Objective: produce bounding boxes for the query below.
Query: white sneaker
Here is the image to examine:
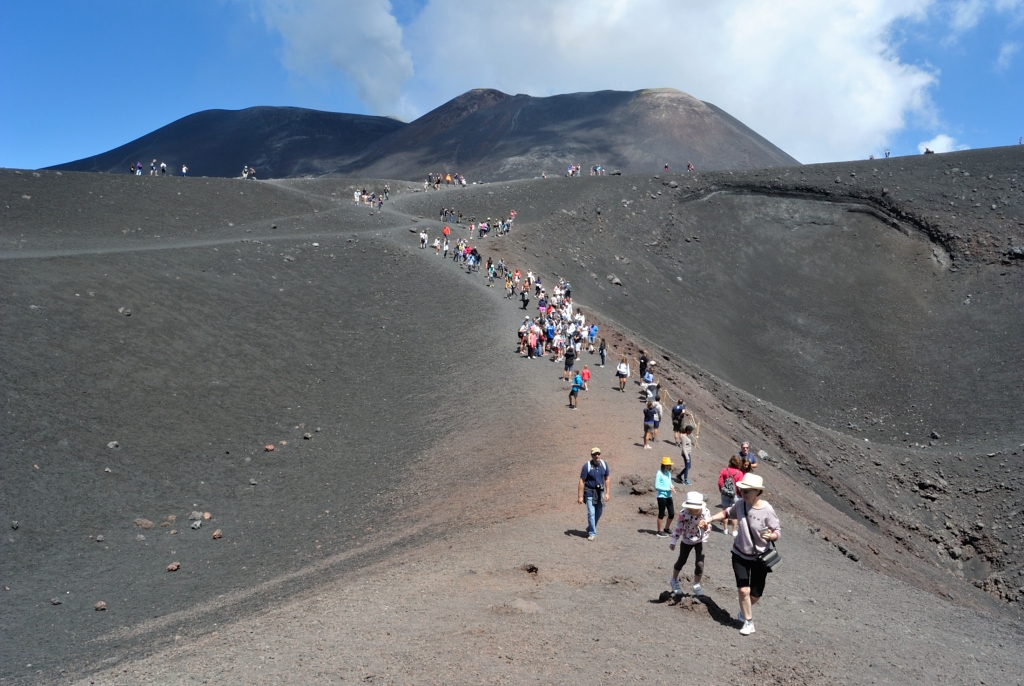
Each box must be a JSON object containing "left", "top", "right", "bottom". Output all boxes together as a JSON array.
[
  {"left": 670, "top": 578, "right": 682, "bottom": 595},
  {"left": 692, "top": 583, "right": 703, "bottom": 596},
  {"left": 732, "top": 530, "right": 739, "bottom": 537},
  {"left": 739, "top": 620, "right": 756, "bottom": 636}
]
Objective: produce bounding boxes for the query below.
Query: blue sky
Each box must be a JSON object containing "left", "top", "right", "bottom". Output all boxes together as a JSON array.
[{"left": 1, "top": 0, "right": 1020, "bottom": 169}]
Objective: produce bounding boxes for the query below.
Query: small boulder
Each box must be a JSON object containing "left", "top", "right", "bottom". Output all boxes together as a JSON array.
[
  {"left": 188, "top": 511, "right": 203, "bottom": 521},
  {"left": 107, "top": 441, "right": 120, "bottom": 449},
  {"left": 264, "top": 444, "right": 275, "bottom": 452},
  {"left": 134, "top": 518, "right": 154, "bottom": 530},
  {"left": 166, "top": 562, "right": 180, "bottom": 572},
  {"left": 303, "top": 433, "right": 312, "bottom": 440},
  {"left": 191, "top": 520, "right": 202, "bottom": 530},
  {"left": 50, "top": 597, "right": 62, "bottom": 605},
  {"left": 94, "top": 601, "right": 107, "bottom": 611},
  {"left": 212, "top": 529, "right": 223, "bottom": 540}
]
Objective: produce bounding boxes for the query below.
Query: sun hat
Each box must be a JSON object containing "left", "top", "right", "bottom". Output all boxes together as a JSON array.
[
  {"left": 591, "top": 447, "right": 601, "bottom": 455},
  {"left": 661, "top": 456, "right": 673, "bottom": 466},
  {"left": 736, "top": 473, "right": 764, "bottom": 491},
  {"left": 682, "top": 491, "right": 705, "bottom": 509}
]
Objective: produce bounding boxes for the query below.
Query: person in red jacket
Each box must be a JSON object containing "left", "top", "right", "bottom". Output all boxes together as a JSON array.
[{"left": 717, "top": 456, "right": 745, "bottom": 537}]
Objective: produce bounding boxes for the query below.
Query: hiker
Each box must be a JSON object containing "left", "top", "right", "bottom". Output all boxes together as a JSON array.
[
  {"left": 578, "top": 448, "right": 610, "bottom": 541},
  {"left": 669, "top": 491, "right": 711, "bottom": 596},
  {"left": 562, "top": 339, "right": 577, "bottom": 381},
  {"left": 718, "top": 456, "right": 745, "bottom": 536},
  {"left": 655, "top": 457, "right": 675, "bottom": 537},
  {"left": 737, "top": 442, "right": 758, "bottom": 470},
  {"left": 598, "top": 338, "right": 607, "bottom": 367},
  {"left": 638, "top": 350, "right": 650, "bottom": 377},
  {"left": 701, "top": 473, "right": 780, "bottom": 636},
  {"left": 181, "top": 165, "right": 188, "bottom": 177},
  {"left": 616, "top": 356, "right": 630, "bottom": 391},
  {"left": 643, "top": 401, "right": 657, "bottom": 449},
  {"left": 419, "top": 231, "right": 428, "bottom": 249},
  {"left": 160, "top": 161, "right": 167, "bottom": 175},
  {"left": 651, "top": 395, "right": 664, "bottom": 441},
  {"left": 672, "top": 399, "right": 688, "bottom": 445},
  {"left": 569, "top": 370, "right": 583, "bottom": 409},
  {"left": 677, "top": 425, "right": 695, "bottom": 485},
  {"left": 580, "top": 364, "right": 590, "bottom": 391}
]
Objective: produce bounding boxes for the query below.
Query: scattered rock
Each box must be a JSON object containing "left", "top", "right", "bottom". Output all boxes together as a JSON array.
[
  {"left": 930, "top": 430, "right": 941, "bottom": 439},
  {"left": 191, "top": 520, "right": 202, "bottom": 530},
  {"left": 107, "top": 441, "right": 119, "bottom": 449},
  {"left": 249, "top": 478, "right": 258, "bottom": 486},
  {"left": 607, "top": 275, "right": 623, "bottom": 286},
  {"left": 669, "top": 181, "right": 679, "bottom": 188},
  {"left": 638, "top": 502, "right": 658, "bottom": 516},
  {"left": 303, "top": 432, "right": 312, "bottom": 440},
  {"left": 94, "top": 601, "right": 107, "bottom": 611},
  {"left": 520, "top": 563, "right": 539, "bottom": 575},
  {"left": 264, "top": 444, "right": 275, "bottom": 452},
  {"left": 50, "top": 597, "right": 62, "bottom": 605},
  {"left": 134, "top": 518, "right": 154, "bottom": 530},
  {"left": 166, "top": 562, "right": 180, "bottom": 572},
  {"left": 117, "top": 307, "right": 131, "bottom": 316},
  {"left": 136, "top": 534, "right": 146, "bottom": 541},
  {"left": 104, "top": 467, "right": 112, "bottom": 473},
  {"left": 212, "top": 529, "right": 222, "bottom": 539},
  {"left": 188, "top": 511, "right": 203, "bottom": 521},
  {"left": 757, "top": 450, "right": 768, "bottom": 460},
  {"left": 10, "top": 521, "right": 18, "bottom": 530},
  {"left": 95, "top": 535, "right": 104, "bottom": 542},
  {"left": 202, "top": 512, "right": 211, "bottom": 520}
]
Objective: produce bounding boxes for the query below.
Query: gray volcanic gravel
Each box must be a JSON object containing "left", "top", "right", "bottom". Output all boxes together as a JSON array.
[{"left": 1, "top": 152, "right": 1022, "bottom": 684}]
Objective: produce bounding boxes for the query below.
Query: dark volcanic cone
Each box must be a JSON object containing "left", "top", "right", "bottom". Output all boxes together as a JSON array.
[
  {"left": 47, "top": 107, "right": 404, "bottom": 179},
  {"left": 336, "top": 88, "right": 799, "bottom": 180}
]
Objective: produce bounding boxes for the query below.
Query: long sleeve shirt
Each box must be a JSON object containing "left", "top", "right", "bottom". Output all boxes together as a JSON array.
[
  {"left": 654, "top": 470, "right": 673, "bottom": 498},
  {"left": 724, "top": 500, "right": 781, "bottom": 560},
  {"left": 669, "top": 505, "right": 711, "bottom": 546}
]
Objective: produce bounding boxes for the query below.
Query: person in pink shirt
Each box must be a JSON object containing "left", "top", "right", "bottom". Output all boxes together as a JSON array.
[{"left": 580, "top": 365, "right": 591, "bottom": 391}]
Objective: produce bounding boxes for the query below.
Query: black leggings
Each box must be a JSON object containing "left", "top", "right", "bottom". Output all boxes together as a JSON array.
[
  {"left": 657, "top": 497, "right": 674, "bottom": 522},
  {"left": 673, "top": 541, "right": 705, "bottom": 576},
  {"left": 731, "top": 552, "right": 769, "bottom": 598}
]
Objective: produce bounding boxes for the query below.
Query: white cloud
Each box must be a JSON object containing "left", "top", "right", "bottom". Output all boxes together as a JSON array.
[
  {"left": 254, "top": 0, "right": 950, "bottom": 162},
  {"left": 917, "top": 133, "right": 969, "bottom": 152},
  {"left": 996, "top": 41, "right": 1021, "bottom": 69},
  {"left": 399, "top": 0, "right": 938, "bottom": 163},
  {"left": 256, "top": 0, "right": 413, "bottom": 115},
  {"left": 949, "top": 0, "right": 986, "bottom": 32}
]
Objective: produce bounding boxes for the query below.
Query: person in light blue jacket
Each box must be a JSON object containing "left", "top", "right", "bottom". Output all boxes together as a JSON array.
[{"left": 655, "top": 456, "right": 676, "bottom": 537}]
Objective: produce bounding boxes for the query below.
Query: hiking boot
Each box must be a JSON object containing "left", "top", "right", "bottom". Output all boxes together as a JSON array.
[
  {"left": 692, "top": 583, "right": 703, "bottom": 596},
  {"left": 670, "top": 578, "right": 682, "bottom": 595},
  {"left": 740, "top": 620, "right": 756, "bottom": 636}
]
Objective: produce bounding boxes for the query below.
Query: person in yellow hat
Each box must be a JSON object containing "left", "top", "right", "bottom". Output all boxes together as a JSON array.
[{"left": 655, "top": 456, "right": 676, "bottom": 537}]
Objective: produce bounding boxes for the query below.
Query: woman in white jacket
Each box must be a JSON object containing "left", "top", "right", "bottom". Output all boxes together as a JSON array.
[{"left": 615, "top": 357, "right": 630, "bottom": 392}]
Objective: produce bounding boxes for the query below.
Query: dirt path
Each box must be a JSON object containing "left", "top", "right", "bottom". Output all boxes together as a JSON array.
[{"left": 66, "top": 224, "right": 1024, "bottom": 685}]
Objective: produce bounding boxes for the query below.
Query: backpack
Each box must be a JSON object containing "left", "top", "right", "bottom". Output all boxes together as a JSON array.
[{"left": 721, "top": 473, "right": 736, "bottom": 498}]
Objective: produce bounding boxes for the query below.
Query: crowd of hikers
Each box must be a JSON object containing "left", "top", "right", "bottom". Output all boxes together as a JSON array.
[
  {"left": 413, "top": 197, "right": 781, "bottom": 638},
  {"left": 129, "top": 160, "right": 187, "bottom": 176}
]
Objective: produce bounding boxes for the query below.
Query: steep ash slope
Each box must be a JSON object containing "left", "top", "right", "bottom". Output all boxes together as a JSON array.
[{"left": 392, "top": 146, "right": 1024, "bottom": 599}]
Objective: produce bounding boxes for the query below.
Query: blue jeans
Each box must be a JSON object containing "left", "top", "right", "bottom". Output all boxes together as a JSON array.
[{"left": 585, "top": 491, "right": 604, "bottom": 536}]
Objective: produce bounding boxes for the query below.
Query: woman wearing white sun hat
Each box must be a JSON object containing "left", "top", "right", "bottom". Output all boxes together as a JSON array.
[
  {"left": 701, "top": 473, "right": 780, "bottom": 636},
  {"left": 668, "top": 491, "right": 711, "bottom": 597}
]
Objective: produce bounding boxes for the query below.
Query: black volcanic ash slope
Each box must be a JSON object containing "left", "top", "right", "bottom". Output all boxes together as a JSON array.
[
  {"left": 336, "top": 88, "right": 800, "bottom": 181},
  {"left": 48, "top": 106, "right": 404, "bottom": 179}
]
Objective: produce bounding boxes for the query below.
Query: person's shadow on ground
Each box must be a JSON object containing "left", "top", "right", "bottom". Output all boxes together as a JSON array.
[
  {"left": 564, "top": 529, "right": 590, "bottom": 539},
  {"left": 648, "top": 592, "right": 738, "bottom": 628}
]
